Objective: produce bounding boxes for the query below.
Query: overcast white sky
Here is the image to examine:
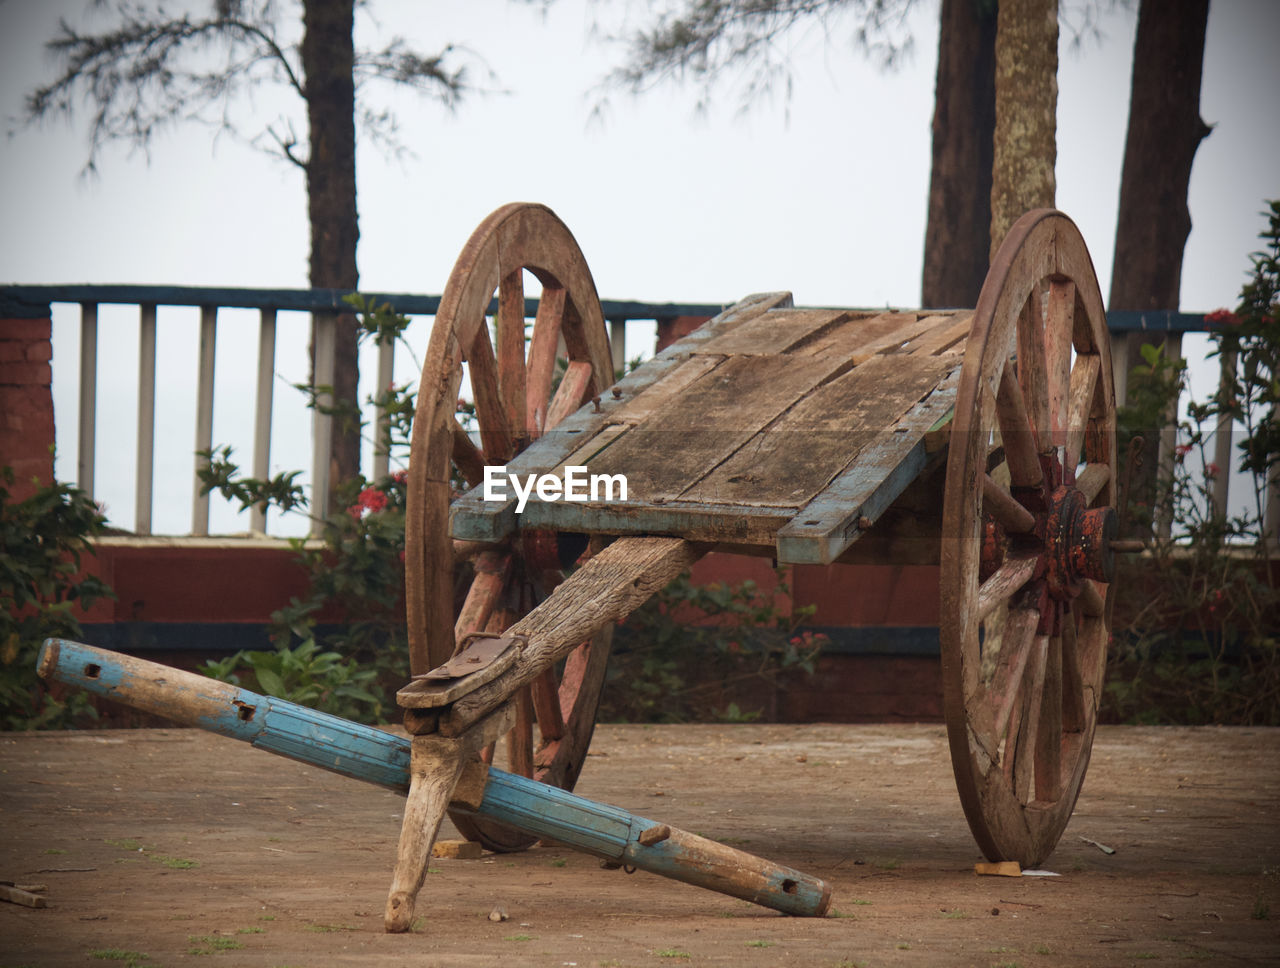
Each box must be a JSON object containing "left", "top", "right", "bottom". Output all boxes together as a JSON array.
[{"left": 2, "top": 0, "right": 1277, "bottom": 535}]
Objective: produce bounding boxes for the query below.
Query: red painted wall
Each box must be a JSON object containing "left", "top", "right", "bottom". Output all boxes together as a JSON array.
[{"left": 0, "top": 316, "right": 56, "bottom": 499}]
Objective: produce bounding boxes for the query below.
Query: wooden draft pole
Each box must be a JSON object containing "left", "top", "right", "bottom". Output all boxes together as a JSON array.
[{"left": 38, "top": 639, "right": 833, "bottom": 928}]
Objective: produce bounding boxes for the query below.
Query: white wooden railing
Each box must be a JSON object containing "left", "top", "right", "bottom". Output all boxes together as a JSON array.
[
  {"left": 3, "top": 285, "right": 1275, "bottom": 545},
  {"left": 5, "top": 285, "right": 715, "bottom": 537}
]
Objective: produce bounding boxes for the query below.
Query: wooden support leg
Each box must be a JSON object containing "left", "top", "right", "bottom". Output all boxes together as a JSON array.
[
  {"left": 385, "top": 739, "right": 466, "bottom": 932},
  {"left": 383, "top": 705, "right": 514, "bottom": 933}
]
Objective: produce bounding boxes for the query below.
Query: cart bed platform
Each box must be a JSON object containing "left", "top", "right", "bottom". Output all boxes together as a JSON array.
[{"left": 451, "top": 295, "right": 973, "bottom": 564}]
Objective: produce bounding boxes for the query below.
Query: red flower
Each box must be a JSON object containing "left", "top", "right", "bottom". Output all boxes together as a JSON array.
[
  {"left": 1205, "top": 462, "right": 1221, "bottom": 479},
  {"left": 1175, "top": 443, "right": 1192, "bottom": 460},
  {"left": 392, "top": 469, "right": 408, "bottom": 484},
  {"left": 349, "top": 486, "right": 388, "bottom": 518},
  {"left": 1205, "top": 308, "right": 1240, "bottom": 327}
]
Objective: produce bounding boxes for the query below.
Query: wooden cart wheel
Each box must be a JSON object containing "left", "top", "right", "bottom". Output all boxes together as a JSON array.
[
  {"left": 940, "top": 209, "right": 1117, "bottom": 867},
  {"left": 405, "top": 202, "right": 615, "bottom": 851}
]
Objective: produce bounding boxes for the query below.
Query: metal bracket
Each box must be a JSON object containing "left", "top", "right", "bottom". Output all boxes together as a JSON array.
[{"left": 396, "top": 632, "right": 526, "bottom": 709}]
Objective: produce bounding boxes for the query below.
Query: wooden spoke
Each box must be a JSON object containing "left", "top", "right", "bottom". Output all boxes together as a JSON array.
[
  {"left": 453, "top": 552, "right": 511, "bottom": 642},
  {"left": 1064, "top": 354, "right": 1101, "bottom": 473},
  {"left": 942, "top": 209, "right": 1116, "bottom": 867},
  {"left": 1077, "top": 579, "right": 1106, "bottom": 617},
  {"left": 497, "top": 269, "right": 528, "bottom": 437},
  {"left": 982, "top": 474, "right": 1036, "bottom": 533},
  {"left": 984, "top": 607, "right": 1041, "bottom": 744},
  {"left": 466, "top": 320, "right": 514, "bottom": 464},
  {"left": 976, "top": 555, "right": 1038, "bottom": 623},
  {"left": 1010, "top": 632, "right": 1048, "bottom": 803},
  {"left": 995, "top": 357, "right": 1043, "bottom": 487},
  {"left": 508, "top": 687, "right": 535, "bottom": 777},
  {"left": 1034, "top": 633, "right": 1064, "bottom": 801},
  {"left": 406, "top": 203, "right": 615, "bottom": 855},
  {"left": 526, "top": 287, "right": 566, "bottom": 438},
  {"left": 1046, "top": 279, "right": 1076, "bottom": 452},
  {"left": 1075, "top": 462, "right": 1111, "bottom": 504},
  {"left": 545, "top": 360, "right": 595, "bottom": 431},
  {"left": 451, "top": 417, "right": 487, "bottom": 489},
  {"left": 1060, "top": 610, "right": 1086, "bottom": 733},
  {"left": 1016, "top": 292, "right": 1052, "bottom": 454},
  {"left": 531, "top": 664, "right": 567, "bottom": 742}
]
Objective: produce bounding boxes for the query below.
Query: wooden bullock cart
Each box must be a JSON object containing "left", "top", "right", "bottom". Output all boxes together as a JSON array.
[
  {"left": 42, "top": 201, "right": 1122, "bottom": 933},
  {"left": 390, "top": 202, "right": 1119, "bottom": 927}
]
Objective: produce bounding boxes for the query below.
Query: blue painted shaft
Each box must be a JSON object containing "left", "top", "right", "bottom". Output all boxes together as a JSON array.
[
  {"left": 39, "top": 638, "right": 412, "bottom": 789},
  {"left": 39, "top": 639, "right": 830, "bottom": 916}
]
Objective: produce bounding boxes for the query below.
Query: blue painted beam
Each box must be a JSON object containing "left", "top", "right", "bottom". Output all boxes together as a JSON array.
[{"left": 38, "top": 638, "right": 831, "bottom": 917}]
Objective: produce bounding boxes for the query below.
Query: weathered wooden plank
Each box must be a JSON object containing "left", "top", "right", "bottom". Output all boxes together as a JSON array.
[
  {"left": 908, "top": 312, "right": 973, "bottom": 356},
  {"left": 692, "top": 308, "right": 854, "bottom": 357},
  {"left": 443, "top": 537, "right": 704, "bottom": 734},
  {"left": 514, "top": 495, "right": 791, "bottom": 547},
  {"left": 787, "top": 311, "right": 913, "bottom": 360},
  {"left": 681, "top": 353, "right": 954, "bottom": 507},
  {"left": 774, "top": 365, "right": 962, "bottom": 564},
  {"left": 447, "top": 293, "right": 791, "bottom": 541},
  {"left": 583, "top": 351, "right": 854, "bottom": 502},
  {"left": 601, "top": 353, "right": 727, "bottom": 428}
]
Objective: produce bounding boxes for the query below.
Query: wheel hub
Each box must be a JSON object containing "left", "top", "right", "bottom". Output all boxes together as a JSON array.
[{"left": 1041, "top": 485, "right": 1117, "bottom": 598}]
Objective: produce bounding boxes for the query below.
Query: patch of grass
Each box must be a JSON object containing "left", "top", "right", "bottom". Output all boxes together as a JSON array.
[
  {"left": 409, "top": 916, "right": 427, "bottom": 932},
  {"left": 305, "top": 923, "right": 356, "bottom": 933},
  {"left": 1032, "top": 944, "right": 1052, "bottom": 955},
  {"left": 991, "top": 962, "right": 1023, "bottom": 968},
  {"left": 504, "top": 934, "right": 533, "bottom": 941},
  {"left": 154, "top": 854, "right": 199, "bottom": 869},
  {"left": 834, "top": 961, "right": 868, "bottom": 968},
  {"left": 873, "top": 858, "right": 900, "bottom": 871},
  {"left": 43, "top": 847, "right": 67, "bottom": 855},
  {"left": 849, "top": 898, "right": 872, "bottom": 905},
  {"left": 746, "top": 940, "right": 774, "bottom": 948},
  {"left": 989, "top": 947, "right": 1018, "bottom": 954},
  {"left": 258, "top": 914, "right": 276, "bottom": 922},
  {"left": 236, "top": 926, "right": 265, "bottom": 934},
  {"left": 942, "top": 909, "right": 970, "bottom": 919},
  {"left": 896, "top": 943, "right": 911, "bottom": 950},
  {"left": 828, "top": 909, "right": 857, "bottom": 919},
  {"left": 656, "top": 951, "right": 691, "bottom": 959},
  {"left": 90, "top": 951, "right": 149, "bottom": 964},
  {"left": 104, "top": 838, "right": 145, "bottom": 851},
  {"left": 187, "top": 935, "right": 244, "bottom": 955},
  {"left": 1252, "top": 896, "right": 1270, "bottom": 919},
  {"left": 551, "top": 857, "right": 568, "bottom": 868}
]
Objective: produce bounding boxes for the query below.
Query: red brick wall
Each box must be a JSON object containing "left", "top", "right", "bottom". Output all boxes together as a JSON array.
[{"left": 0, "top": 317, "right": 56, "bottom": 499}]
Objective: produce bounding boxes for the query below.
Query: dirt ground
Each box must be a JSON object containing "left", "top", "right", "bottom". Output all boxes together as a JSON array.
[{"left": 2, "top": 723, "right": 1277, "bottom": 967}]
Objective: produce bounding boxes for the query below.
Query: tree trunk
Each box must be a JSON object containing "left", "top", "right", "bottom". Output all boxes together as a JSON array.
[
  {"left": 301, "top": 0, "right": 361, "bottom": 509},
  {"left": 1108, "top": 0, "right": 1211, "bottom": 538},
  {"left": 1109, "top": 0, "right": 1210, "bottom": 313},
  {"left": 921, "top": 0, "right": 997, "bottom": 310},
  {"left": 990, "top": 0, "right": 1057, "bottom": 258}
]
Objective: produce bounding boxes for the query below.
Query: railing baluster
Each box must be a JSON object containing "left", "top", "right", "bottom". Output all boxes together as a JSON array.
[
  {"left": 310, "top": 313, "right": 336, "bottom": 535},
  {"left": 1211, "top": 346, "right": 1236, "bottom": 524},
  {"left": 78, "top": 302, "right": 98, "bottom": 499},
  {"left": 192, "top": 305, "right": 217, "bottom": 536},
  {"left": 1267, "top": 412, "right": 1280, "bottom": 551},
  {"left": 251, "top": 308, "right": 277, "bottom": 534},
  {"left": 135, "top": 303, "right": 157, "bottom": 535},
  {"left": 610, "top": 318, "right": 626, "bottom": 378},
  {"left": 372, "top": 333, "right": 395, "bottom": 482},
  {"left": 1154, "top": 332, "right": 1183, "bottom": 542}
]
